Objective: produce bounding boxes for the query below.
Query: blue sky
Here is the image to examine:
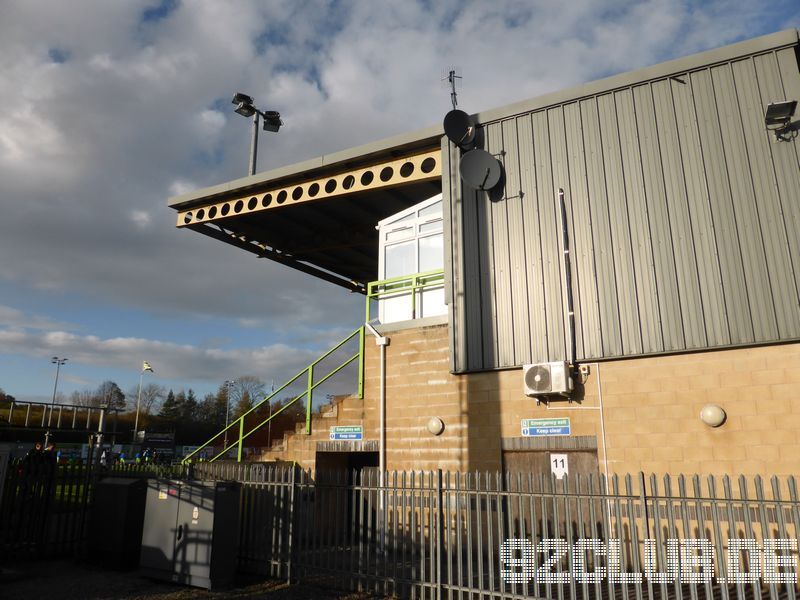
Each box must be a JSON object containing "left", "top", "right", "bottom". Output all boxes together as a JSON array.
[{"left": 1, "top": 0, "right": 798, "bottom": 407}]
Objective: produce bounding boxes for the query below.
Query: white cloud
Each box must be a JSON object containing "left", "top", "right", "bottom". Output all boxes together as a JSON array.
[
  {"left": 0, "top": 305, "right": 76, "bottom": 332},
  {"left": 0, "top": 326, "right": 325, "bottom": 383},
  {"left": 198, "top": 109, "right": 225, "bottom": 134},
  {"left": 129, "top": 209, "right": 151, "bottom": 228},
  {"left": 168, "top": 179, "right": 197, "bottom": 196}
]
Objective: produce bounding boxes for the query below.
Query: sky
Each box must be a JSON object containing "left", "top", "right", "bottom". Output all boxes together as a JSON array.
[{"left": 1, "top": 0, "right": 798, "bottom": 407}]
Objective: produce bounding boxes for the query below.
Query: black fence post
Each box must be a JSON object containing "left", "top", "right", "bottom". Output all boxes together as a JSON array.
[
  {"left": 638, "top": 471, "right": 650, "bottom": 539},
  {"left": 436, "top": 468, "right": 443, "bottom": 600},
  {"left": 287, "top": 465, "right": 297, "bottom": 584}
]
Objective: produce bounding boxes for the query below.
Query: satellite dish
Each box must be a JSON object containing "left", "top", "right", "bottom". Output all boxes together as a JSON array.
[
  {"left": 443, "top": 109, "right": 475, "bottom": 148},
  {"left": 459, "top": 148, "right": 502, "bottom": 190}
]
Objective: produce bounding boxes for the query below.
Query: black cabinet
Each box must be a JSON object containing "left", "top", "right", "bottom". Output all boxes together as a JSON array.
[
  {"left": 139, "top": 479, "right": 240, "bottom": 589},
  {"left": 89, "top": 477, "right": 147, "bottom": 569}
]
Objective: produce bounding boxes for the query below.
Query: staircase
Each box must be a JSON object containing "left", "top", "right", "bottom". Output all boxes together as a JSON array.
[
  {"left": 255, "top": 391, "right": 366, "bottom": 464},
  {"left": 183, "top": 326, "right": 365, "bottom": 464}
]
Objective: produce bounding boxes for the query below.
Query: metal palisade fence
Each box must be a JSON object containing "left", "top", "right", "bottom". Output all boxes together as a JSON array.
[
  {"left": 4, "top": 458, "right": 800, "bottom": 599},
  {"left": 194, "top": 463, "right": 800, "bottom": 600},
  {"left": 0, "top": 458, "right": 187, "bottom": 560}
]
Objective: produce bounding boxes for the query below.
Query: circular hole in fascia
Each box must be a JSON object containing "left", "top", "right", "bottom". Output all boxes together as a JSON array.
[
  {"left": 400, "top": 162, "right": 414, "bottom": 177},
  {"left": 234, "top": 200, "right": 244, "bottom": 213},
  {"left": 183, "top": 212, "right": 192, "bottom": 224},
  {"left": 248, "top": 197, "right": 258, "bottom": 210},
  {"left": 421, "top": 157, "right": 436, "bottom": 173},
  {"left": 196, "top": 209, "right": 205, "bottom": 220},
  {"left": 262, "top": 193, "right": 272, "bottom": 207},
  {"left": 380, "top": 166, "right": 394, "bottom": 182},
  {"left": 277, "top": 190, "right": 287, "bottom": 204},
  {"left": 308, "top": 183, "right": 320, "bottom": 197},
  {"left": 325, "top": 179, "right": 337, "bottom": 193},
  {"left": 221, "top": 203, "right": 230, "bottom": 216},
  {"left": 343, "top": 175, "right": 355, "bottom": 189},
  {"left": 208, "top": 206, "right": 217, "bottom": 218},
  {"left": 292, "top": 186, "right": 303, "bottom": 200},
  {"left": 360, "top": 171, "right": 374, "bottom": 186}
]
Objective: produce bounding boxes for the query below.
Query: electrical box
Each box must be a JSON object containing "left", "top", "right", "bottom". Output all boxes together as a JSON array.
[
  {"left": 139, "top": 479, "right": 240, "bottom": 589},
  {"left": 89, "top": 477, "right": 147, "bottom": 569}
]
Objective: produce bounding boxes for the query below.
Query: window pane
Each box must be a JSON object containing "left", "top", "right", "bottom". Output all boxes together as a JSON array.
[
  {"left": 384, "top": 212, "right": 415, "bottom": 226},
  {"left": 419, "top": 233, "right": 443, "bottom": 272},
  {"left": 419, "top": 220, "right": 442, "bottom": 234},
  {"left": 385, "top": 241, "right": 415, "bottom": 278},
  {"left": 418, "top": 200, "right": 442, "bottom": 218},
  {"left": 385, "top": 226, "right": 413, "bottom": 242}
]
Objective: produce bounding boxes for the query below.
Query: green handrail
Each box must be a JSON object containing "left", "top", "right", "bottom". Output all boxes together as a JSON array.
[
  {"left": 365, "top": 269, "right": 445, "bottom": 323},
  {"left": 182, "top": 326, "right": 364, "bottom": 464}
]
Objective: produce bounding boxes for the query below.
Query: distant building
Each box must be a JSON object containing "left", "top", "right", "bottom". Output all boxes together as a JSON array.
[{"left": 170, "top": 30, "right": 800, "bottom": 478}]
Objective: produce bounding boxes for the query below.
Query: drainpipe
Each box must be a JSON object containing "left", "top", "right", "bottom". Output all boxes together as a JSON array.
[
  {"left": 365, "top": 322, "right": 389, "bottom": 475},
  {"left": 558, "top": 188, "right": 576, "bottom": 368},
  {"left": 365, "top": 321, "right": 389, "bottom": 551}
]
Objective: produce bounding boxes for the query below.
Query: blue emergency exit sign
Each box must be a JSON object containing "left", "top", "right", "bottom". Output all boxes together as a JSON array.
[
  {"left": 330, "top": 425, "right": 363, "bottom": 441},
  {"left": 521, "top": 418, "right": 571, "bottom": 437}
]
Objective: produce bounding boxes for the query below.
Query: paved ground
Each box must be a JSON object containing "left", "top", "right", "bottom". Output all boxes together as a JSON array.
[{"left": 0, "top": 560, "right": 380, "bottom": 600}]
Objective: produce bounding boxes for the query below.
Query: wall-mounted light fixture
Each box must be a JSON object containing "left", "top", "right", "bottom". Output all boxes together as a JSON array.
[
  {"left": 764, "top": 100, "right": 797, "bottom": 141},
  {"left": 699, "top": 404, "right": 726, "bottom": 428},
  {"left": 426, "top": 416, "right": 445, "bottom": 436}
]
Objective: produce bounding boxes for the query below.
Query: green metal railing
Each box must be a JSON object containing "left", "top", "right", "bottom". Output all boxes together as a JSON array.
[
  {"left": 182, "top": 326, "right": 365, "bottom": 464},
  {"left": 182, "top": 270, "right": 444, "bottom": 465},
  {"left": 365, "top": 269, "right": 445, "bottom": 323}
]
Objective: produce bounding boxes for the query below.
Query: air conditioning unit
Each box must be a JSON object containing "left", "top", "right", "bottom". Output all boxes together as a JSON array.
[{"left": 523, "top": 362, "right": 573, "bottom": 397}]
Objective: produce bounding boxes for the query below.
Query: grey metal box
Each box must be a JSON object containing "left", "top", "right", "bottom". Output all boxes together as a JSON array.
[{"left": 139, "top": 479, "right": 240, "bottom": 589}]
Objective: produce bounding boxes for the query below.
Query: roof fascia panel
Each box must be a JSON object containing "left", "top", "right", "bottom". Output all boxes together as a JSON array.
[{"left": 169, "top": 126, "right": 442, "bottom": 209}]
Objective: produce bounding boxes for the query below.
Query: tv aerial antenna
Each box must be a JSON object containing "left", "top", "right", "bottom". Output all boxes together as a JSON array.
[
  {"left": 442, "top": 67, "right": 462, "bottom": 110},
  {"left": 440, "top": 66, "right": 503, "bottom": 192}
]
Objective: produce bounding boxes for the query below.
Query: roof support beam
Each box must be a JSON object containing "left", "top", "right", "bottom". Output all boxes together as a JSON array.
[{"left": 188, "top": 223, "right": 366, "bottom": 293}]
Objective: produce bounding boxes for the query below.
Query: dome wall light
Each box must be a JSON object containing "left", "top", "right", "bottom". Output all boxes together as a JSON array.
[
  {"left": 699, "top": 404, "right": 727, "bottom": 428},
  {"left": 427, "top": 416, "right": 445, "bottom": 436}
]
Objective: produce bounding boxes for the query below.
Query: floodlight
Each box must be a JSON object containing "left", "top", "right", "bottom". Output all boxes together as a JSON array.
[
  {"left": 232, "top": 92, "right": 254, "bottom": 105},
  {"left": 45, "top": 356, "right": 68, "bottom": 446},
  {"left": 765, "top": 100, "right": 797, "bottom": 127},
  {"left": 232, "top": 92, "right": 257, "bottom": 117},
  {"left": 234, "top": 103, "right": 256, "bottom": 117},
  {"left": 231, "top": 91, "right": 283, "bottom": 175},
  {"left": 765, "top": 100, "right": 797, "bottom": 140},
  {"left": 262, "top": 110, "right": 283, "bottom": 132}
]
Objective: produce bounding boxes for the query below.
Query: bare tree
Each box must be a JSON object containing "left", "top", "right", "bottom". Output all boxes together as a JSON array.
[
  {"left": 230, "top": 376, "right": 266, "bottom": 415},
  {"left": 126, "top": 383, "right": 166, "bottom": 415},
  {"left": 69, "top": 389, "right": 96, "bottom": 407},
  {"left": 96, "top": 380, "right": 126, "bottom": 410}
]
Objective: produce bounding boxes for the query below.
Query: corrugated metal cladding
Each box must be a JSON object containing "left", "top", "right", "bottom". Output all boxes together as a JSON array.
[{"left": 445, "top": 42, "right": 800, "bottom": 374}]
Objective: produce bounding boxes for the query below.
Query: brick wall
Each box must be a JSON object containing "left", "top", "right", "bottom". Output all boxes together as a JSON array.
[{"left": 262, "top": 323, "right": 800, "bottom": 478}]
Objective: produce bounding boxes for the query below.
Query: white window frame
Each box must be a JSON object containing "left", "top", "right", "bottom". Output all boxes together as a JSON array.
[
  {"left": 377, "top": 193, "right": 443, "bottom": 279},
  {"left": 376, "top": 193, "right": 445, "bottom": 323}
]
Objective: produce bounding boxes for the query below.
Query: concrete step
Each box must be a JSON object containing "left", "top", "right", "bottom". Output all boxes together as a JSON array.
[{"left": 267, "top": 393, "right": 363, "bottom": 460}]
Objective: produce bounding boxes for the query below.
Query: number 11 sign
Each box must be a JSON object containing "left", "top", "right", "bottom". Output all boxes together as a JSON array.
[{"left": 550, "top": 453, "right": 568, "bottom": 479}]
